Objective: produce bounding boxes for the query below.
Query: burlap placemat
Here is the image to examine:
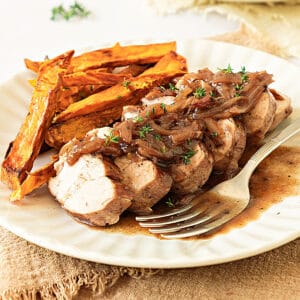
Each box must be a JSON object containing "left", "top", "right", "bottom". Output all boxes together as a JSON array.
[{"left": 1, "top": 13, "right": 300, "bottom": 300}]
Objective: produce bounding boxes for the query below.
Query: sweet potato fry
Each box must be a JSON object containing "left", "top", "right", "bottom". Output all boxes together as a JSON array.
[
  {"left": 9, "top": 160, "right": 57, "bottom": 201},
  {"left": 61, "top": 70, "right": 130, "bottom": 87},
  {"left": 46, "top": 106, "right": 130, "bottom": 147},
  {"left": 24, "top": 41, "right": 176, "bottom": 73},
  {"left": 1, "top": 50, "right": 74, "bottom": 192},
  {"left": 45, "top": 51, "right": 187, "bottom": 148},
  {"left": 71, "top": 41, "right": 177, "bottom": 72},
  {"left": 24, "top": 58, "right": 40, "bottom": 72},
  {"left": 114, "top": 64, "right": 150, "bottom": 76},
  {"left": 54, "top": 51, "right": 187, "bottom": 123}
]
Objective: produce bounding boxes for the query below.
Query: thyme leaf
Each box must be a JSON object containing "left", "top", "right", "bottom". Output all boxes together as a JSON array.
[
  {"left": 181, "top": 149, "right": 196, "bottom": 165},
  {"left": 122, "top": 79, "right": 131, "bottom": 88},
  {"left": 168, "top": 82, "right": 178, "bottom": 92},
  {"left": 193, "top": 87, "right": 206, "bottom": 98},
  {"left": 51, "top": 2, "right": 90, "bottom": 21},
  {"left": 105, "top": 131, "right": 120, "bottom": 145},
  {"left": 219, "top": 64, "right": 233, "bottom": 74},
  {"left": 160, "top": 103, "right": 167, "bottom": 113},
  {"left": 139, "top": 124, "right": 153, "bottom": 138},
  {"left": 165, "top": 197, "right": 175, "bottom": 208}
]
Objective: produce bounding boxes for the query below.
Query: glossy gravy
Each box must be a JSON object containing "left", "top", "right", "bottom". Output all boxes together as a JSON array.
[{"left": 92, "top": 146, "right": 300, "bottom": 239}]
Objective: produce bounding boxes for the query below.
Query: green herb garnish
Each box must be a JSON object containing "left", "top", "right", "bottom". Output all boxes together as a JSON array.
[
  {"left": 209, "top": 91, "right": 217, "bottom": 98},
  {"left": 51, "top": 2, "right": 90, "bottom": 21},
  {"left": 193, "top": 87, "right": 206, "bottom": 98},
  {"left": 210, "top": 132, "right": 218, "bottom": 138},
  {"left": 240, "top": 66, "right": 248, "bottom": 82},
  {"left": 165, "top": 197, "right": 175, "bottom": 208},
  {"left": 122, "top": 80, "right": 131, "bottom": 88},
  {"left": 181, "top": 149, "right": 196, "bottom": 165},
  {"left": 139, "top": 124, "right": 153, "bottom": 138},
  {"left": 219, "top": 64, "right": 233, "bottom": 74},
  {"left": 105, "top": 131, "right": 120, "bottom": 145},
  {"left": 160, "top": 103, "right": 167, "bottom": 113},
  {"left": 235, "top": 84, "right": 243, "bottom": 91},
  {"left": 154, "top": 134, "right": 162, "bottom": 141},
  {"left": 133, "top": 115, "right": 144, "bottom": 123},
  {"left": 160, "top": 145, "right": 167, "bottom": 154},
  {"left": 168, "top": 82, "right": 178, "bottom": 92}
]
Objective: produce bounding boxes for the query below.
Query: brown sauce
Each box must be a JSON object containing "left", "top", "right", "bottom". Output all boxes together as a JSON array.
[{"left": 91, "top": 146, "right": 300, "bottom": 239}]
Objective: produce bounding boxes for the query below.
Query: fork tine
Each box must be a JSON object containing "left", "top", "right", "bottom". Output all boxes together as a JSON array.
[
  {"left": 135, "top": 197, "right": 202, "bottom": 221},
  {"left": 149, "top": 203, "right": 226, "bottom": 233},
  {"left": 138, "top": 205, "right": 209, "bottom": 228},
  {"left": 161, "top": 209, "right": 243, "bottom": 239},
  {"left": 135, "top": 204, "right": 194, "bottom": 222},
  {"left": 149, "top": 214, "right": 212, "bottom": 233}
]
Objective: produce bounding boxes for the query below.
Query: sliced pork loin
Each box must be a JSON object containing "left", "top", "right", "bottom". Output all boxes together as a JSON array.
[
  {"left": 115, "top": 154, "right": 172, "bottom": 214},
  {"left": 204, "top": 118, "right": 246, "bottom": 177},
  {"left": 242, "top": 90, "right": 277, "bottom": 144},
  {"left": 48, "top": 153, "right": 133, "bottom": 226},
  {"left": 268, "top": 89, "right": 293, "bottom": 132},
  {"left": 170, "top": 143, "right": 213, "bottom": 195}
]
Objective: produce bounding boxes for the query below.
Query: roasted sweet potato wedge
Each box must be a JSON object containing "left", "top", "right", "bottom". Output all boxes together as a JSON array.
[
  {"left": 54, "top": 51, "right": 187, "bottom": 123},
  {"left": 1, "top": 50, "right": 74, "bottom": 193},
  {"left": 114, "top": 64, "right": 150, "bottom": 76},
  {"left": 61, "top": 70, "right": 131, "bottom": 87},
  {"left": 9, "top": 160, "right": 57, "bottom": 201},
  {"left": 71, "top": 41, "right": 177, "bottom": 72},
  {"left": 24, "top": 41, "right": 176, "bottom": 73},
  {"left": 46, "top": 52, "right": 187, "bottom": 148},
  {"left": 24, "top": 58, "right": 40, "bottom": 73}
]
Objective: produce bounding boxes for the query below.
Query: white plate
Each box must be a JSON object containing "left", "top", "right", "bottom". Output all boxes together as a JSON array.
[{"left": 0, "top": 40, "right": 300, "bottom": 268}]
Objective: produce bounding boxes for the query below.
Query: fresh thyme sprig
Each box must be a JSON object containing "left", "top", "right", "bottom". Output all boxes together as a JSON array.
[
  {"left": 181, "top": 149, "right": 196, "bottom": 165},
  {"left": 168, "top": 82, "right": 178, "bottom": 92},
  {"left": 218, "top": 64, "right": 233, "bottom": 74},
  {"left": 133, "top": 115, "right": 144, "bottom": 123},
  {"left": 122, "top": 79, "right": 131, "bottom": 88},
  {"left": 193, "top": 87, "right": 206, "bottom": 98},
  {"left": 139, "top": 124, "right": 153, "bottom": 138},
  {"left": 51, "top": 2, "right": 90, "bottom": 21},
  {"left": 160, "top": 103, "right": 167, "bottom": 113},
  {"left": 165, "top": 197, "right": 175, "bottom": 208},
  {"left": 240, "top": 66, "right": 248, "bottom": 82},
  {"left": 105, "top": 131, "right": 120, "bottom": 145}
]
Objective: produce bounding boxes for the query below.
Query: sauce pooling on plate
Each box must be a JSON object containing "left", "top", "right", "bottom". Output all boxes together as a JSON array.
[{"left": 96, "top": 146, "right": 300, "bottom": 239}]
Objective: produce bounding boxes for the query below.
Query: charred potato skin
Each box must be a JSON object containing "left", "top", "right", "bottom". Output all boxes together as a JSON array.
[{"left": 1, "top": 50, "right": 74, "bottom": 191}]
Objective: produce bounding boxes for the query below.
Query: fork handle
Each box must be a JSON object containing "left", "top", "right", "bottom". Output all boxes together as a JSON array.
[{"left": 240, "top": 118, "right": 300, "bottom": 181}]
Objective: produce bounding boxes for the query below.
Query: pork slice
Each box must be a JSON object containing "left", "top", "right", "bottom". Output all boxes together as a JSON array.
[
  {"left": 204, "top": 118, "right": 235, "bottom": 169},
  {"left": 268, "top": 89, "right": 293, "bottom": 132},
  {"left": 141, "top": 95, "right": 175, "bottom": 107},
  {"left": 170, "top": 143, "right": 213, "bottom": 195},
  {"left": 115, "top": 154, "right": 172, "bottom": 214},
  {"left": 225, "top": 120, "right": 247, "bottom": 177},
  {"left": 204, "top": 118, "right": 246, "bottom": 176},
  {"left": 48, "top": 154, "right": 132, "bottom": 226},
  {"left": 242, "top": 90, "right": 277, "bottom": 144}
]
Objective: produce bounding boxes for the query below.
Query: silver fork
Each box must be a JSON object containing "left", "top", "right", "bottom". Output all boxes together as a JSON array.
[{"left": 136, "top": 118, "right": 300, "bottom": 239}]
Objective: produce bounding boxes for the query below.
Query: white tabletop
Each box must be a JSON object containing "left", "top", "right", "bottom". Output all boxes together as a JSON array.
[{"left": 0, "top": 0, "right": 240, "bottom": 82}]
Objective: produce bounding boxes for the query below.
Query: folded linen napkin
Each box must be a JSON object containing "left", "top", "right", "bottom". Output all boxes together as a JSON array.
[{"left": 149, "top": 1, "right": 300, "bottom": 59}]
